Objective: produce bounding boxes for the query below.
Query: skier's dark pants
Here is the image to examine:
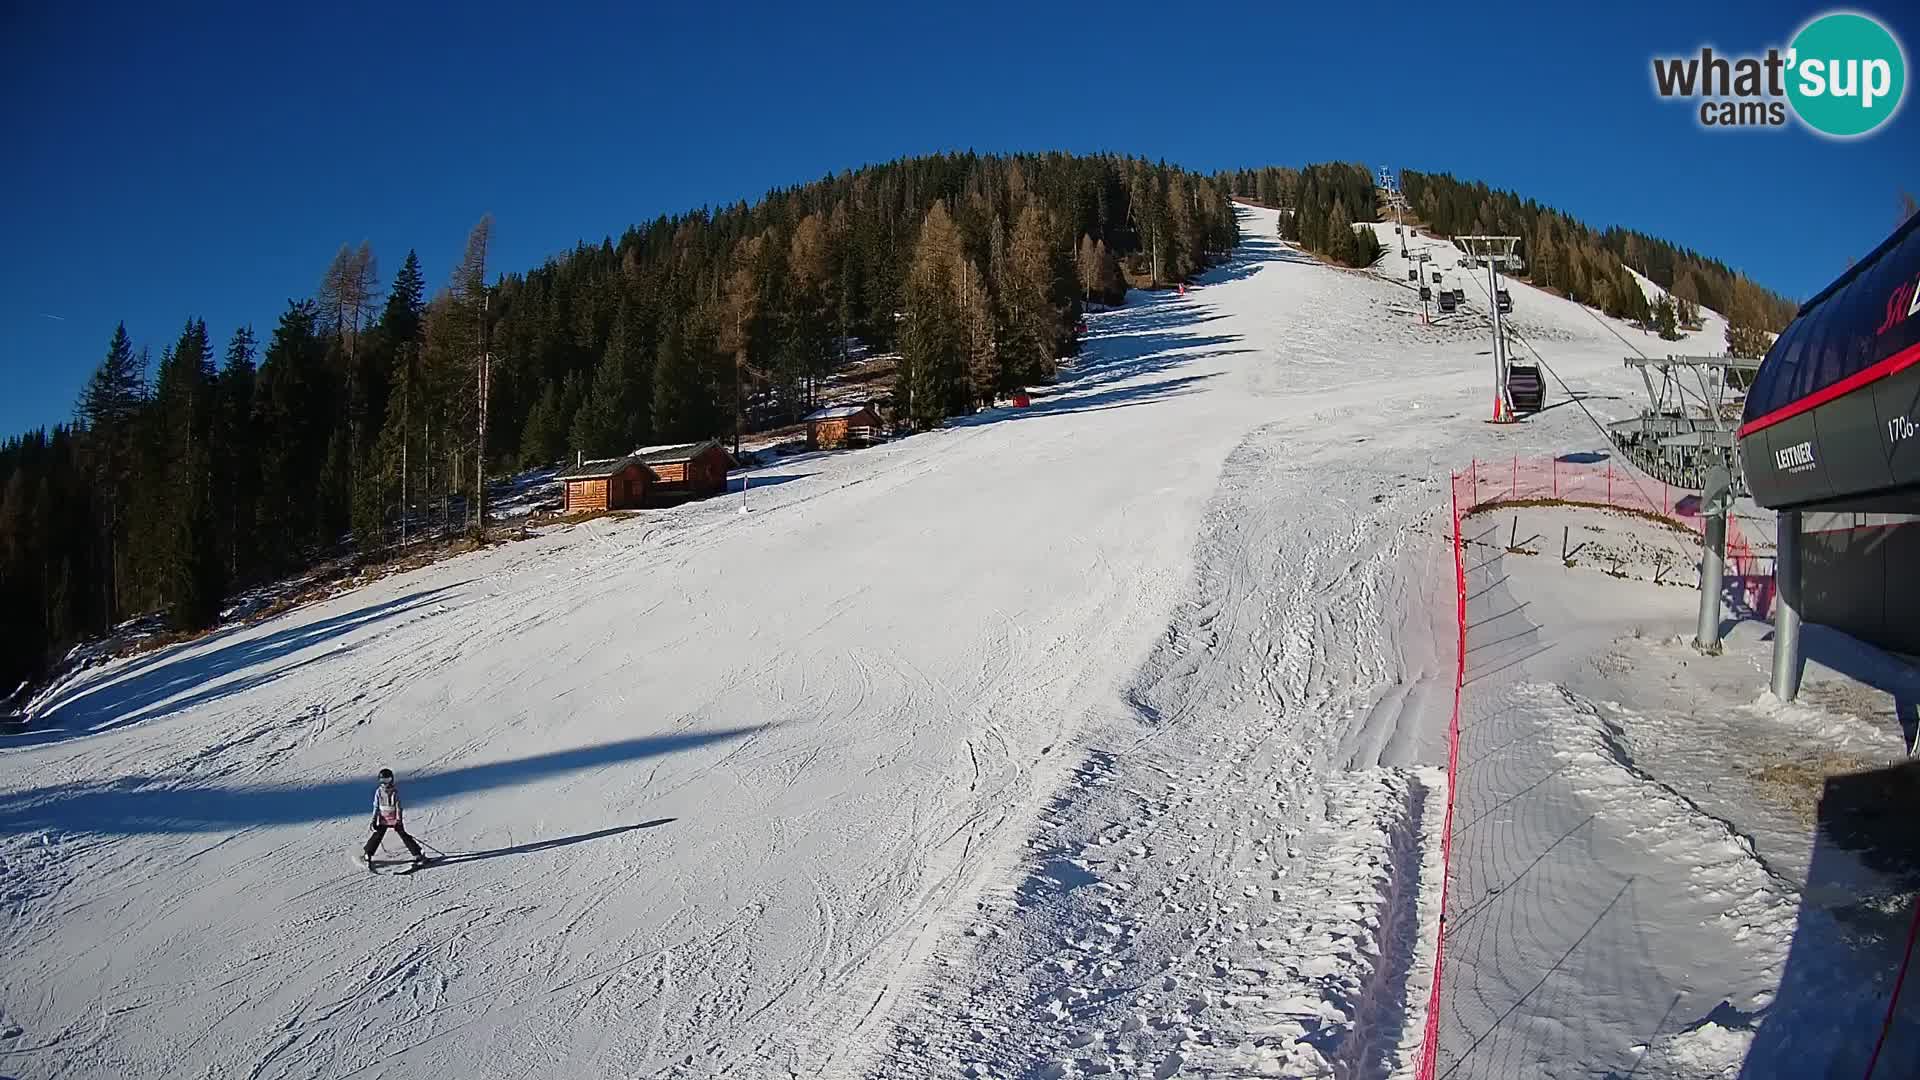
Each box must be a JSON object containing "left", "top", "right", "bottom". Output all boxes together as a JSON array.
[{"left": 365, "top": 824, "right": 424, "bottom": 860}]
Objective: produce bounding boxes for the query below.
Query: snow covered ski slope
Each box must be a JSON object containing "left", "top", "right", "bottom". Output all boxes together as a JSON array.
[{"left": 2, "top": 205, "right": 1682, "bottom": 1079}]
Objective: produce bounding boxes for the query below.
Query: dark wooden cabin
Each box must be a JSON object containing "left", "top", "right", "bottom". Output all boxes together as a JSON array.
[
  {"left": 804, "top": 404, "right": 884, "bottom": 451},
  {"left": 556, "top": 456, "right": 648, "bottom": 513},
  {"left": 556, "top": 440, "right": 736, "bottom": 513}
]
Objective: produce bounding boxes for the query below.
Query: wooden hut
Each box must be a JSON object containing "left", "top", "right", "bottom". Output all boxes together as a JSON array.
[
  {"left": 804, "top": 404, "right": 883, "bottom": 451},
  {"left": 632, "top": 440, "right": 734, "bottom": 501},
  {"left": 555, "top": 440, "right": 736, "bottom": 513},
  {"left": 556, "top": 456, "right": 648, "bottom": 513}
]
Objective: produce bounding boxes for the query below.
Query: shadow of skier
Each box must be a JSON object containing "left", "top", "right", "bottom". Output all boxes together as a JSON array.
[{"left": 383, "top": 819, "right": 676, "bottom": 870}]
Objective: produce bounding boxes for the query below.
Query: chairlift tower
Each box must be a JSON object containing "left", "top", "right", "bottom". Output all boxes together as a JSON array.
[
  {"left": 1378, "top": 166, "right": 1411, "bottom": 257},
  {"left": 1604, "top": 351, "right": 1761, "bottom": 655},
  {"left": 1412, "top": 252, "right": 1434, "bottom": 322},
  {"left": 1610, "top": 353, "right": 1758, "bottom": 492},
  {"left": 1457, "top": 235, "right": 1521, "bottom": 421}
]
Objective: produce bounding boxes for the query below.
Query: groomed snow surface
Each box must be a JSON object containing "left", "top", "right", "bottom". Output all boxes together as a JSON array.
[{"left": 2, "top": 205, "right": 1910, "bottom": 1079}]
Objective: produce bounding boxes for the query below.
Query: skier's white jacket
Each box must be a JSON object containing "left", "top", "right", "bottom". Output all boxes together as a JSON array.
[{"left": 374, "top": 784, "right": 403, "bottom": 826}]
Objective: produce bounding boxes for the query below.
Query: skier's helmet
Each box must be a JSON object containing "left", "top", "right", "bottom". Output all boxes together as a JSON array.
[{"left": 378, "top": 768, "right": 395, "bottom": 782}]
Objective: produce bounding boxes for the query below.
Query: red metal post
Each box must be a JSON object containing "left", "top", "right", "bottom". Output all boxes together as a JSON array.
[{"left": 1511, "top": 455, "right": 1518, "bottom": 501}]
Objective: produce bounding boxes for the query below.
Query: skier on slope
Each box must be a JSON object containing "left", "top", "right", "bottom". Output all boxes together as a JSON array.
[{"left": 364, "top": 768, "right": 429, "bottom": 870}]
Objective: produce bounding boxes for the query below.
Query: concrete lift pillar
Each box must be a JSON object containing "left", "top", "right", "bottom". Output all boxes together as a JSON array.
[{"left": 1770, "top": 510, "right": 1804, "bottom": 701}]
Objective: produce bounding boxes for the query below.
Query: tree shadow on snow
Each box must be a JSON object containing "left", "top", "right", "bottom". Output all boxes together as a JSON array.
[
  {"left": 0, "top": 726, "right": 762, "bottom": 836},
  {"left": 947, "top": 288, "right": 1250, "bottom": 431},
  {"left": 727, "top": 472, "right": 810, "bottom": 494},
  {"left": 953, "top": 371, "right": 1225, "bottom": 431},
  {"left": 11, "top": 583, "right": 471, "bottom": 748}
]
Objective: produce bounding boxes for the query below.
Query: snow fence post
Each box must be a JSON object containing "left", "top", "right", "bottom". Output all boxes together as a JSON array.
[
  {"left": 1511, "top": 455, "right": 1517, "bottom": 501},
  {"left": 1607, "top": 461, "right": 1614, "bottom": 506},
  {"left": 1471, "top": 459, "right": 1478, "bottom": 509}
]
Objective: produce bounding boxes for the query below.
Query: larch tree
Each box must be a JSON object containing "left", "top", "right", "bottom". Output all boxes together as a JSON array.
[
  {"left": 1003, "top": 203, "right": 1059, "bottom": 386},
  {"left": 900, "top": 200, "right": 967, "bottom": 429},
  {"left": 956, "top": 258, "right": 998, "bottom": 408},
  {"left": 719, "top": 234, "right": 769, "bottom": 453},
  {"left": 447, "top": 216, "right": 493, "bottom": 533},
  {"left": 1530, "top": 219, "right": 1560, "bottom": 291},
  {"left": 317, "top": 243, "right": 380, "bottom": 496},
  {"left": 1076, "top": 235, "right": 1099, "bottom": 301}
]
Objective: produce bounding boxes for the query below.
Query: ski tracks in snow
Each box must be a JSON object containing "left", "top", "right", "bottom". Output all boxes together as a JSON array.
[{"left": 869, "top": 415, "right": 1453, "bottom": 1079}]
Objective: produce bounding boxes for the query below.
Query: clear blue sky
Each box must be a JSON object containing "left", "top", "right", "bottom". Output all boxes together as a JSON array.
[{"left": 3, "top": 0, "right": 1915, "bottom": 436}]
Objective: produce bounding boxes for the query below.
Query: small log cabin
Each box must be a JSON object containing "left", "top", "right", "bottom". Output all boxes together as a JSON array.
[
  {"left": 556, "top": 440, "right": 736, "bottom": 513},
  {"left": 804, "top": 403, "right": 884, "bottom": 451}
]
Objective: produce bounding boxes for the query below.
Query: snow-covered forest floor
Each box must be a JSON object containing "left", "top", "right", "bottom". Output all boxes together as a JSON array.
[{"left": 3, "top": 205, "right": 1913, "bottom": 1080}]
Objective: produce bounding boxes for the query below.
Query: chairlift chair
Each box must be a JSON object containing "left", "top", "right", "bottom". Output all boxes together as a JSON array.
[
  {"left": 1506, "top": 363, "right": 1545, "bottom": 413},
  {"left": 1408, "top": 269, "right": 1419, "bottom": 282},
  {"left": 1452, "top": 288, "right": 1466, "bottom": 303},
  {"left": 1437, "top": 291, "right": 1457, "bottom": 313},
  {"left": 1496, "top": 289, "right": 1513, "bottom": 314},
  {"left": 1419, "top": 286, "right": 1432, "bottom": 301},
  {"left": 1431, "top": 271, "right": 1443, "bottom": 284}
]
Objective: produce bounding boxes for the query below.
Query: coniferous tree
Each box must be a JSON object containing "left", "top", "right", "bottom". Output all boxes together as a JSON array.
[
  {"left": 149, "top": 319, "right": 222, "bottom": 629},
  {"left": 570, "top": 340, "right": 635, "bottom": 458},
  {"left": 382, "top": 251, "right": 427, "bottom": 347},
  {"left": 900, "top": 201, "right": 967, "bottom": 428},
  {"left": 1076, "top": 235, "right": 1100, "bottom": 302},
  {"left": 719, "top": 234, "right": 769, "bottom": 452},
  {"left": 318, "top": 242, "right": 380, "bottom": 478},
  {"left": 1090, "top": 239, "right": 1124, "bottom": 306},
  {"left": 214, "top": 326, "right": 259, "bottom": 583},
  {"left": 1003, "top": 203, "right": 1059, "bottom": 386},
  {"left": 1725, "top": 276, "right": 1774, "bottom": 358},
  {"left": 1531, "top": 218, "right": 1560, "bottom": 291},
  {"left": 75, "top": 323, "right": 145, "bottom": 625},
  {"left": 957, "top": 259, "right": 999, "bottom": 408},
  {"left": 1325, "top": 200, "right": 1358, "bottom": 266},
  {"left": 254, "top": 301, "right": 325, "bottom": 570},
  {"left": 518, "top": 380, "right": 565, "bottom": 466},
  {"left": 1654, "top": 294, "right": 1680, "bottom": 340},
  {"left": 651, "top": 318, "right": 713, "bottom": 441}
]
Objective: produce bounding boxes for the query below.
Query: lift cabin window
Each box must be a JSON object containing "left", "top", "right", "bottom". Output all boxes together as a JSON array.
[
  {"left": 1747, "top": 219, "right": 1920, "bottom": 426},
  {"left": 1751, "top": 315, "right": 1810, "bottom": 420}
]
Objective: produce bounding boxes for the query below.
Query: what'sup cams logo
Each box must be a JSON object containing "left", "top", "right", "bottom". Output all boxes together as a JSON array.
[{"left": 1652, "top": 11, "right": 1906, "bottom": 137}]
